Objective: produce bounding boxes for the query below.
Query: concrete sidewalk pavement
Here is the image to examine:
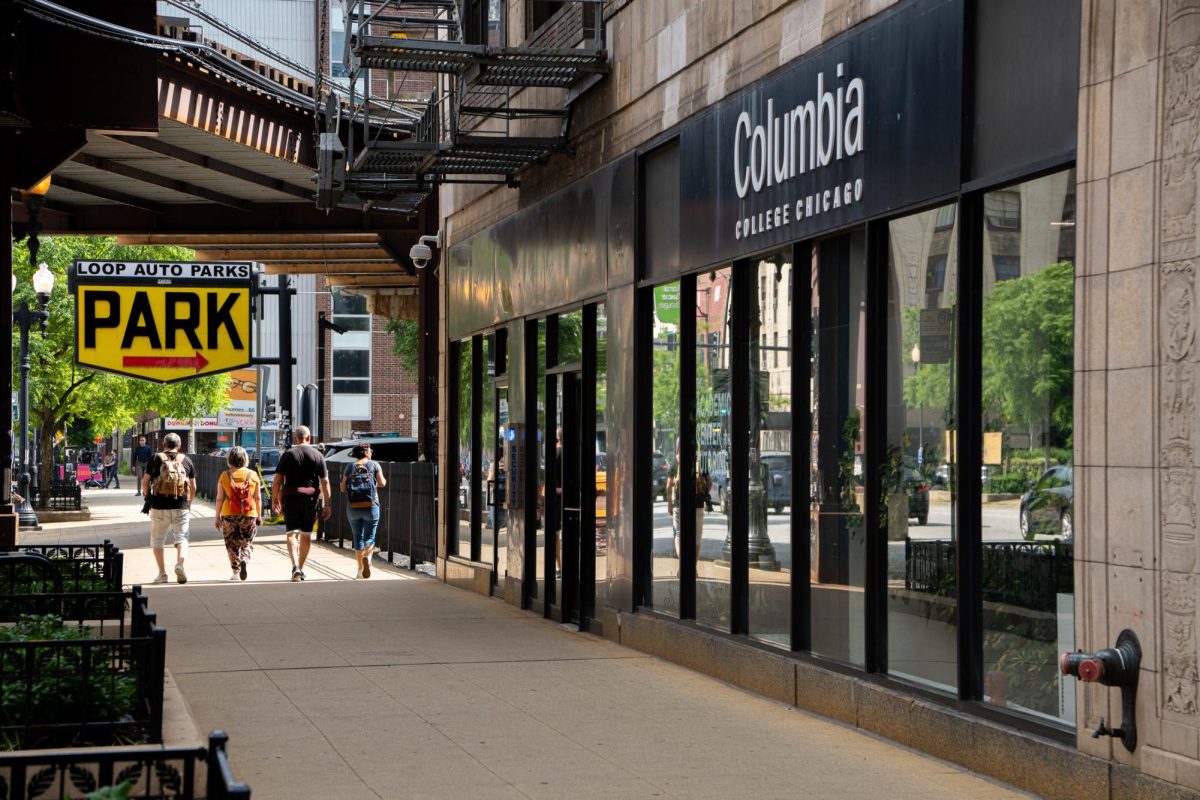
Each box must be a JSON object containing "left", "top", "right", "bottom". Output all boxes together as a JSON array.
[{"left": 21, "top": 489, "right": 1031, "bottom": 800}]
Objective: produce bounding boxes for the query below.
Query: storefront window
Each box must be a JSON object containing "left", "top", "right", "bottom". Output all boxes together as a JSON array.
[
  {"left": 980, "top": 169, "right": 1075, "bottom": 724},
  {"left": 696, "top": 268, "right": 731, "bottom": 631},
  {"left": 810, "top": 230, "right": 867, "bottom": 666},
  {"left": 595, "top": 304, "right": 608, "bottom": 612},
  {"left": 748, "top": 253, "right": 790, "bottom": 647},
  {"left": 457, "top": 339, "right": 473, "bottom": 558},
  {"left": 886, "top": 204, "right": 959, "bottom": 693},
  {"left": 535, "top": 319, "right": 548, "bottom": 601},
  {"left": 652, "top": 281, "right": 681, "bottom": 617},
  {"left": 481, "top": 335, "right": 497, "bottom": 566}
]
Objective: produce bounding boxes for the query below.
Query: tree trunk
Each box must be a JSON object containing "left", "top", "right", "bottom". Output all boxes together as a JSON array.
[{"left": 37, "top": 422, "right": 56, "bottom": 509}]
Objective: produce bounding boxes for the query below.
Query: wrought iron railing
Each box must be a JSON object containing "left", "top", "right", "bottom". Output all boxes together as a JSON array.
[
  {"left": 0, "top": 589, "right": 165, "bottom": 749},
  {"left": 904, "top": 539, "right": 1073, "bottom": 613},
  {"left": 6, "top": 540, "right": 124, "bottom": 591},
  {"left": 322, "top": 461, "right": 438, "bottom": 569},
  {"left": 0, "top": 731, "right": 250, "bottom": 800}
]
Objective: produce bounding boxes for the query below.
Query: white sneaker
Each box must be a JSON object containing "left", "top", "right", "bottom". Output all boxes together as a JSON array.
[
  {"left": 229, "top": 571, "right": 241, "bottom": 581},
  {"left": 174, "top": 564, "right": 187, "bottom": 584},
  {"left": 355, "top": 566, "right": 364, "bottom": 579},
  {"left": 152, "top": 573, "right": 169, "bottom": 584}
]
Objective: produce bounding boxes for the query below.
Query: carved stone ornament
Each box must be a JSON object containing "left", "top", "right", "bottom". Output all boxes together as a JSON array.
[
  {"left": 1165, "top": 362, "right": 1196, "bottom": 441},
  {"left": 1162, "top": 443, "right": 1197, "bottom": 527},
  {"left": 1165, "top": 572, "right": 1198, "bottom": 614},
  {"left": 1166, "top": 614, "right": 1200, "bottom": 715},
  {"left": 1162, "top": 262, "right": 1196, "bottom": 361},
  {"left": 1162, "top": 161, "right": 1199, "bottom": 260}
]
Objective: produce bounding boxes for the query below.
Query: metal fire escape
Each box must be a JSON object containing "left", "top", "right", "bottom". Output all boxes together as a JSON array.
[{"left": 317, "top": 0, "right": 608, "bottom": 213}]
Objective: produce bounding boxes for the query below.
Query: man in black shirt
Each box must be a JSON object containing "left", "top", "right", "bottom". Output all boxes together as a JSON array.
[
  {"left": 140, "top": 433, "right": 196, "bottom": 584},
  {"left": 132, "top": 435, "right": 153, "bottom": 496},
  {"left": 271, "top": 425, "right": 331, "bottom": 581}
]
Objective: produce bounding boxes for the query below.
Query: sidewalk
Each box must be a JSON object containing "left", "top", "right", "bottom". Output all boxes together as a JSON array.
[{"left": 22, "top": 488, "right": 1031, "bottom": 800}]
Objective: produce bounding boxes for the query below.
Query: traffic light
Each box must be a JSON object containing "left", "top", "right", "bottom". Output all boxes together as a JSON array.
[{"left": 263, "top": 396, "right": 277, "bottom": 424}]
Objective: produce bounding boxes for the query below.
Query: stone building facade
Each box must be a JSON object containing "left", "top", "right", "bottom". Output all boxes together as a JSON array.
[{"left": 433, "top": 0, "right": 1200, "bottom": 796}]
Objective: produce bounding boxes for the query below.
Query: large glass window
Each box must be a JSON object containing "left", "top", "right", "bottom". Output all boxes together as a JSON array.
[
  {"left": 886, "top": 204, "right": 959, "bottom": 693},
  {"left": 980, "top": 169, "right": 1075, "bottom": 724},
  {"left": 456, "top": 340, "right": 473, "bottom": 558},
  {"left": 595, "top": 304, "right": 608, "bottom": 612},
  {"left": 748, "top": 253, "right": 790, "bottom": 646},
  {"left": 652, "top": 282, "right": 682, "bottom": 617},
  {"left": 481, "top": 336, "right": 498, "bottom": 568},
  {"left": 534, "top": 319, "right": 548, "bottom": 602},
  {"left": 696, "top": 268, "right": 732, "bottom": 631},
  {"left": 810, "top": 230, "right": 867, "bottom": 666}
]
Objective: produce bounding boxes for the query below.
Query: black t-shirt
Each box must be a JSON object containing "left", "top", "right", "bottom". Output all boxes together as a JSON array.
[
  {"left": 276, "top": 445, "right": 327, "bottom": 495},
  {"left": 146, "top": 451, "right": 195, "bottom": 510}
]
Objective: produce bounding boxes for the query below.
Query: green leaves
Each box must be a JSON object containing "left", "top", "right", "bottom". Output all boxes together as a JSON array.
[{"left": 11, "top": 235, "right": 230, "bottom": 447}]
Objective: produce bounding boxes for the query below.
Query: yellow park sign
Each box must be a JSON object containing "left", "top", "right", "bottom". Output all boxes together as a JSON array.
[{"left": 72, "top": 260, "right": 255, "bottom": 384}]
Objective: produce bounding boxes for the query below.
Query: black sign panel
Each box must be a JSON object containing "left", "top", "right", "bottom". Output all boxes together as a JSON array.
[{"left": 679, "top": 0, "right": 963, "bottom": 267}]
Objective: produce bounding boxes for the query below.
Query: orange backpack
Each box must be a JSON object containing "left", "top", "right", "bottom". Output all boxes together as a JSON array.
[{"left": 227, "top": 469, "right": 254, "bottom": 516}]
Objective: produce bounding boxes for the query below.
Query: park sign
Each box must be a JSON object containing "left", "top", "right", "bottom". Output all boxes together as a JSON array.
[{"left": 71, "top": 261, "right": 255, "bottom": 384}]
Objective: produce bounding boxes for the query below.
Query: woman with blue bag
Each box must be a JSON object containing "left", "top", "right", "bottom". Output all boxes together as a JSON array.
[{"left": 339, "top": 442, "right": 387, "bottom": 578}]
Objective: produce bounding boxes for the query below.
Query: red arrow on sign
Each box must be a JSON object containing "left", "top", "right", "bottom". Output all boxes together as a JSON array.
[{"left": 121, "top": 352, "right": 210, "bottom": 373}]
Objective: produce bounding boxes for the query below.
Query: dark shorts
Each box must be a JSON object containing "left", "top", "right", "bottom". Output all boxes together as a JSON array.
[{"left": 282, "top": 494, "right": 319, "bottom": 534}]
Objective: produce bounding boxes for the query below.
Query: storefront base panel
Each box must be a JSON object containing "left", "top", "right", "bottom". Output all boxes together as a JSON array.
[
  {"left": 604, "top": 609, "right": 1186, "bottom": 800},
  {"left": 442, "top": 557, "right": 492, "bottom": 597}
]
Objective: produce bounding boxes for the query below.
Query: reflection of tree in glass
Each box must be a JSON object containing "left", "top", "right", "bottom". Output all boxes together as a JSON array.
[{"left": 981, "top": 261, "right": 1074, "bottom": 453}]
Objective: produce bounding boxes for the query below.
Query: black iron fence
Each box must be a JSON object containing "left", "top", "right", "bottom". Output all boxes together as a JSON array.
[
  {"left": 0, "top": 730, "right": 250, "bottom": 799},
  {"left": 905, "top": 539, "right": 1073, "bottom": 613},
  {"left": 4, "top": 540, "right": 124, "bottom": 591},
  {"left": 322, "top": 461, "right": 438, "bottom": 569},
  {"left": 195, "top": 454, "right": 437, "bottom": 570},
  {"left": 0, "top": 588, "right": 166, "bottom": 749}
]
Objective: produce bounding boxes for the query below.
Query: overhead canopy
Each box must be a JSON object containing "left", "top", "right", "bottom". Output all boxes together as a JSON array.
[{"left": 9, "top": 13, "right": 430, "bottom": 298}]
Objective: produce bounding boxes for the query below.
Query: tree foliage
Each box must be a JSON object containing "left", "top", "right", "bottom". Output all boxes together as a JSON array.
[
  {"left": 980, "top": 261, "right": 1074, "bottom": 445},
  {"left": 12, "top": 236, "right": 231, "bottom": 501}
]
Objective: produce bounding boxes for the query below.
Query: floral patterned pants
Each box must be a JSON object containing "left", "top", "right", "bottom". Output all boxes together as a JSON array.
[{"left": 220, "top": 515, "right": 257, "bottom": 567}]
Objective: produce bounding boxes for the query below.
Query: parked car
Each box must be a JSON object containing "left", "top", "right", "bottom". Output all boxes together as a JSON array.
[
  {"left": 760, "top": 451, "right": 791, "bottom": 512},
  {"left": 651, "top": 451, "right": 669, "bottom": 500},
  {"left": 249, "top": 447, "right": 282, "bottom": 479},
  {"left": 904, "top": 466, "right": 929, "bottom": 525},
  {"left": 323, "top": 436, "right": 419, "bottom": 464},
  {"left": 1020, "top": 465, "right": 1073, "bottom": 541}
]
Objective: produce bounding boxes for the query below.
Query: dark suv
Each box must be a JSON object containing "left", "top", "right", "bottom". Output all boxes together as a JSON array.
[
  {"left": 904, "top": 467, "right": 930, "bottom": 525},
  {"left": 1020, "top": 465, "right": 1073, "bottom": 541},
  {"left": 760, "top": 452, "right": 791, "bottom": 512},
  {"left": 651, "top": 451, "right": 669, "bottom": 500}
]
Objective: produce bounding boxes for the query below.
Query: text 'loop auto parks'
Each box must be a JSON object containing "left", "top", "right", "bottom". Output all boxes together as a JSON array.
[{"left": 71, "top": 261, "right": 255, "bottom": 384}]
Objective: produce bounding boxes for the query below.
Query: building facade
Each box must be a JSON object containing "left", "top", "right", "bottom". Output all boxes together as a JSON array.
[{"left": 431, "top": 0, "right": 1200, "bottom": 797}]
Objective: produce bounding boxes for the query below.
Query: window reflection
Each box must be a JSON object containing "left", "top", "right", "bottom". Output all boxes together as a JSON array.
[
  {"left": 535, "top": 319, "right": 548, "bottom": 602},
  {"left": 481, "top": 336, "right": 496, "bottom": 567},
  {"left": 981, "top": 169, "right": 1076, "bottom": 725},
  {"left": 457, "top": 340, "right": 473, "bottom": 558},
  {"left": 810, "top": 230, "right": 867, "bottom": 666},
  {"left": 887, "top": 204, "right": 959, "bottom": 693},
  {"left": 651, "top": 282, "right": 681, "bottom": 617},
  {"left": 748, "top": 253, "right": 790, "bottom": 647},
  {"left": 595, "top": 304, "right": 609, "bottom": 611},
  {"left": 696, "top": 268, "right": 732, "bottom": 631}
]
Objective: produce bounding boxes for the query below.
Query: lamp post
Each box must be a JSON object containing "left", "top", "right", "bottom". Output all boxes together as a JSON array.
[
  {"left": 911, "top": 344, "right": 923, "bottom": 465},
  {"left": 13, "top": 263, "right": 55, "bottom": 530}
]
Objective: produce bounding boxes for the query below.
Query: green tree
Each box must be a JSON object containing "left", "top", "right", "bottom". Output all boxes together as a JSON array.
[
  {"left": 386, "top": 318, "right": 419, "bottom": 376},
  {"left": 981, "top": 261, "right": 1074, "bottom": 456},
  {"left": 12, "top": 236, "right": 231, "bottom": 503}
]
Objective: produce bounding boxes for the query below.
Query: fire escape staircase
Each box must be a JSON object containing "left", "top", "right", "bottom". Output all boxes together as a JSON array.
[{"left": 319, "top": 0, "right": 608, "bottom": 212}]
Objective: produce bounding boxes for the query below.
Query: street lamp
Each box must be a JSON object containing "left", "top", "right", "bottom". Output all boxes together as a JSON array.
[
  {"left": 911, "top": 344, "right": 923, "bottom": 465},
  {"left": 13, "top": 263, "right": 54, "bottom": 529}
]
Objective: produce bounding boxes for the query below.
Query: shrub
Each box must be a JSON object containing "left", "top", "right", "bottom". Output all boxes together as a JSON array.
[{"left": 0, "top": 615, "right": 138, "bottom": 749}]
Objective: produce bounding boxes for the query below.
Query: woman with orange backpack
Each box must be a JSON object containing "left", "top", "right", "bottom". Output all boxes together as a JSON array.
[{"left": 213, "top": 446, "right": 262, "bottom": 580}]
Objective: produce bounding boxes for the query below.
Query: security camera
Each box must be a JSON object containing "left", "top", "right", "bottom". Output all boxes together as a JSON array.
[
  {"left": 409, "top": 242, "right": 433, "bottom": 269},
  {"left": 410, "top": 231, "right": 443, "bottom": 270}
]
